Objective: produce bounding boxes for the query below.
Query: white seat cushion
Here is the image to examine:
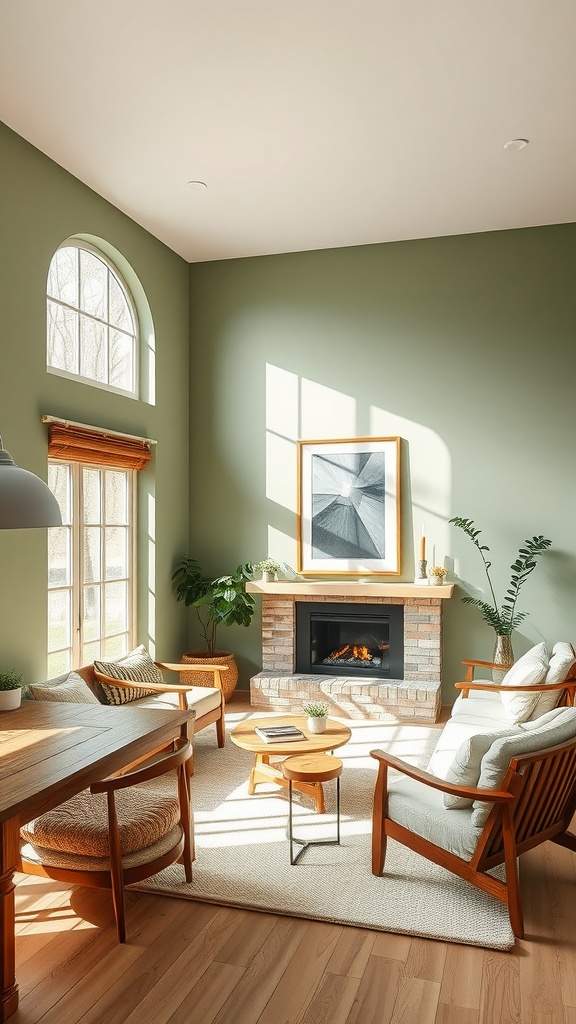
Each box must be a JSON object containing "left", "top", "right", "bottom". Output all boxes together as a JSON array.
[
  {"left": 450, "top": 689, "right": 512, "bottom": 729},
  {"left": 387, "top": 776, "right": 481, "bottom": 861},
  {"left": 132, "top": 684, "right": 221, "bottom": 717}
]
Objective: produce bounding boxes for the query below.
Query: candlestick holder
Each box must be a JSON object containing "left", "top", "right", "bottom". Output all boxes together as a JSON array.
[{"left": 415, "top": 558, "right": 427, "bottom": 583}]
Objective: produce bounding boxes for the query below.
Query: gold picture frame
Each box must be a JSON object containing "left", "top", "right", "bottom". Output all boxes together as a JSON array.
[{"left": 297, "top": 436, "right": 401, "bottom": 576}]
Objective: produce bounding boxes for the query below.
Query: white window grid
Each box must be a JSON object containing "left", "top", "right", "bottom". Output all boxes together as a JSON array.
[
  {"left": 46, "top": 242, "right": 138, "bottom": 397},
  {"left": 47, "top": 460, "right": 136, "bottom": 675}
]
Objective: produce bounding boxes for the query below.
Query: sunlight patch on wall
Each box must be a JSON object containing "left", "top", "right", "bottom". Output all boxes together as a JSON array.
[
  {"left": 266, "top": 525, "right": 297, "bottom": 573},
  {"left": 266, "top": 432, "right": 298, "bottom": 512},
  {"left": 266, "top": 364, "right": 299, "bottom": 440},
  {"left": 370, "top": 407, "right": 451, "bottom": 572},
  {"left": 300, "top": 378, "right": 357, "bottom": 439}
]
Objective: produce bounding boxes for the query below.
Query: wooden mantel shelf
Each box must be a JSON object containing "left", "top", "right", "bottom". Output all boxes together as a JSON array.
[{"left": 246, "top": 580, "right": 454, "bottom": 599}]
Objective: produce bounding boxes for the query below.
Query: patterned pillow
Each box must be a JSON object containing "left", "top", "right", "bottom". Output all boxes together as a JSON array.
[
  {"left": 27, "top": 671, "right": 101, "bottom": 704},
  {"left": 93, "top": 645, "right": 164, "bottom": 705}
]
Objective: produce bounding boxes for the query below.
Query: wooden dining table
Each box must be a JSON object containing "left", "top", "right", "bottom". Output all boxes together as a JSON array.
[{"left": 0, "top": 700, "right": 194, "bottom": 1021}]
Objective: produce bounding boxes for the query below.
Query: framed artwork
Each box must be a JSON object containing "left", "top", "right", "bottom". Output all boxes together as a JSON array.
[{"left": 297, "top": 436, "right": 401, "bottom": 576}]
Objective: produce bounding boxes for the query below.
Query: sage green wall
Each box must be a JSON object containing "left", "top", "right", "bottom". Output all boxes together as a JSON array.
[
  {"left": 0, "top": 122, "right": 191, "bottom": 679},
  {"left": 189, "top": 227, "right": 576, "bottom": 699}
]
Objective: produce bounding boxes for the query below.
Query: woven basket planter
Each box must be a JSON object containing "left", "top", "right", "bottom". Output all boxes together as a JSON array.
[{"left": 180, "top": 650, "right": 238, "bottom": 701}]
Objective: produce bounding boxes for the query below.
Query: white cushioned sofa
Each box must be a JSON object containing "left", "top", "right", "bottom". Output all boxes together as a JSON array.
[{"left": 371, "top": 642, "right": 576, "bottom": 939}]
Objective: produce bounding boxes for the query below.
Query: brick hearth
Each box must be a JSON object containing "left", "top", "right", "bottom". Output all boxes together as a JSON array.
[{"left": 246, "top": 581, "right": 453, "bottom": 723}]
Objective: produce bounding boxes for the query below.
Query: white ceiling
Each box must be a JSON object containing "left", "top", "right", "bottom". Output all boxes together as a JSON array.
[{"left": 1, "top": 1, "right": 575, "bottom": 263}]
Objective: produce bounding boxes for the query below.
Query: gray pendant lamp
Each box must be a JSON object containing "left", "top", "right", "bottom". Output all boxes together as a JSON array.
[{"left": 0, "top": 434, "right": 62, "bottom": 529}]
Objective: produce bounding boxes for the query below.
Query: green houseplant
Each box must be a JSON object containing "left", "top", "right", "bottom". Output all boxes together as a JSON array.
[
  {"left": 171, "top": 557, "right": 255, "bottom": 699},
  {"left": 0, "top": 669, "right": 23, "bottom": 711},
  {"left": 450, "top": 517, "right": 552, "bottom": 674},
  {"left": 302, "top": 699, "right": 330, "bottom": 733}
]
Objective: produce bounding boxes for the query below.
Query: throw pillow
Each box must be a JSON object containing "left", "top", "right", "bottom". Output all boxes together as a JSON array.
[
  {"left": 532, "top": 642, "right": 576, "bottom": 717},
  {"left": 27, "top": 671, "right": 101, "bottom": 704},
  {"left": 93, "top": 645, "right": 164, "bottom": 706},
  {"left": 499, "top": 642, "right": 549, "bottom": 724},
  {"left": 471, "top": 707, "right": 576, "bottom": 828},
  {"left": 443, "top": 727, "right": 521, "bottom": 809}
]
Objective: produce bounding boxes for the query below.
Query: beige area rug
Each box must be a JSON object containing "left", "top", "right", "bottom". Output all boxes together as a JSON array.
[{"left": 131, "top": 710, "right": 515, "bottom": 950}]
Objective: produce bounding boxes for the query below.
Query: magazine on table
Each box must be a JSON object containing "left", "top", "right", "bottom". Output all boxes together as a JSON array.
[{"left": 254, "top": 724, "right": 306, "bottom": 743}]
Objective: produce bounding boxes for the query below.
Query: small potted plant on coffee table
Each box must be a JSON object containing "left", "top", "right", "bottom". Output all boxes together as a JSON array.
[
  {"left": 0, "top": 669, "right": 23, "bottom": 711},
  {"left": 302, "top": 699, "right": 330, "bottom": 734}
]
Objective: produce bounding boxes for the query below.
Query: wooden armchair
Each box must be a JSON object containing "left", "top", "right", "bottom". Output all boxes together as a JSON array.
[
  {"left": 371, "top": 725, "right": 576, "bottom": 939},
  {"left": 19, "top": 736, "right": 194, "bottom": 942}
]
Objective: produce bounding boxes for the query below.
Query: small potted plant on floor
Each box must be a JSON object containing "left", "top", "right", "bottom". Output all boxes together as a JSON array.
[
  {"left": 0, "top": 669, "right": 23, "bottom": 711},
  {"left": 171, "top": 556, "right": 255, "bottom": 699},
  {"left": 302, "top": 699, "right": 330, "bottom": 734}
]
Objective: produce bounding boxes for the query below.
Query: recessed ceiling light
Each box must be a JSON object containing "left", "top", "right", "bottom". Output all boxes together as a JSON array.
[
  {"left": 504, "top": 139, "right": 529, "bottom": 151},
  {"left": 186, "top": 180, "right": 208, "bottom": 191}
]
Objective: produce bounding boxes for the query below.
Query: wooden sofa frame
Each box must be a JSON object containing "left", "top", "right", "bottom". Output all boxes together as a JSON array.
[
  {"left": 371, "top": 733, "right": 576, "bottom": 939},
  {"left": 76, "top": 661, "right": 227, "bottom": 751}
]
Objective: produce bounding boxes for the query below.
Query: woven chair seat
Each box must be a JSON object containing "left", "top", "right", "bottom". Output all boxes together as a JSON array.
[
  {"left": 21, "top": 824, "right": 183, "bottom": 872},
  {"left": 21, "top": 777, "right": 178, "bottom": 858}
]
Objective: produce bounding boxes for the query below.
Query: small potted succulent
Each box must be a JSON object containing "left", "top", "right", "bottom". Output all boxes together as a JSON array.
[
  {"left": 0, "top": 669, "right": 23, "bottom": 711},
  {"left": 428, "top": 566, "right": 448, "bottom": 586},
  {"left": 253, "top": 558, "right": 288, "bottom": 583},
  {"left": 302, "top": 699, "right": 330, "bottom": 734}
]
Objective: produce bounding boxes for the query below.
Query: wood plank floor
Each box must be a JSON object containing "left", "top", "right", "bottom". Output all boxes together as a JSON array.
[{"left": 12, "top": 696, "right": 576, "bottom": 1024}]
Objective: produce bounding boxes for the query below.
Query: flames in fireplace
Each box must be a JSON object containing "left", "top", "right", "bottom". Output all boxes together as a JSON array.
[{"left": 323, "top": 641, "right": 389, "bottom": 669}]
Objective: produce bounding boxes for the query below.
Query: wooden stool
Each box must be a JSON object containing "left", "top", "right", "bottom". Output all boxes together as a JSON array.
[{"left": 281, "top": 754, "right": 343, "bottom": 865}]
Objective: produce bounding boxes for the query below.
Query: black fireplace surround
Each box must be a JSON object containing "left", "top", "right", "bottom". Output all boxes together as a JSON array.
[{"left": 295, "top": 602, "right": 404, "bottom": 679}]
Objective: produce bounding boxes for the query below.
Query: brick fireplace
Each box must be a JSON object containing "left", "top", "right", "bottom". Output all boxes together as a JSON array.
[{"left": 246, "top": 580, "right": 453, "bottom": 723}]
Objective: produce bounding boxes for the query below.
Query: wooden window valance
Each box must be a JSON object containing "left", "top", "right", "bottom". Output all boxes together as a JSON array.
[{"left": 47, "top": 422, "right": 153, "bottom": 471}]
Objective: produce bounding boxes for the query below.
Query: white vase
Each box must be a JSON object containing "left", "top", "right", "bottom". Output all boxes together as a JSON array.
[
  {"left": 306, "top": 715, "right": 328, "bottom": 734},
  {"left": 0, "top": 688, "right": 22, "bottom": 711},
  {"left": 262, "top": 571, "right": 277, "bottom": 583}
]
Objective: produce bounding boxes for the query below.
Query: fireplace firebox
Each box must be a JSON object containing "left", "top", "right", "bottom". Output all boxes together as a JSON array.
[{"left": 295, "top": 602, "right": 404, "bottom": 679}]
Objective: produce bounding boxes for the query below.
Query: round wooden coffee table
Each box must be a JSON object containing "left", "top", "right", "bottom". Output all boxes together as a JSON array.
[{"left": 230, "top": 715, "right": 351, "bottom": 813}]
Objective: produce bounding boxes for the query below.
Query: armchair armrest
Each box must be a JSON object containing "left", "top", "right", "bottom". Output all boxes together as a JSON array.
[
  {"left": 155, "top": 661, "right": 228, "bottom": 693},
  {"left": 94, "top": 671, "right": 200, "bottom": 695},
  {"left": 455, "top": 679, "right": 571, "bottom": 694},
  {"left": 461, "top": 658, "right": 513, "bottom": 683},
  {"left": 91, "top": 736, "right": 192, "bottom": 793},
  {"left": 370, "top": 749, "right": 513, "bottom": 804},
  {"left": 155, "top": 661, "right": 229, "bottom": 673}
]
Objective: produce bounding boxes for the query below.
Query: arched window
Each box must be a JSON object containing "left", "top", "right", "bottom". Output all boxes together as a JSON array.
[{"left": 47, "top": 242, "right": 137, "bottom": 395}]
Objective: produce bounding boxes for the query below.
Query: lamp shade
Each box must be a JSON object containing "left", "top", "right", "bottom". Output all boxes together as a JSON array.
[{"left": 0, "top": 440, "right": 62, "bottom": 529}]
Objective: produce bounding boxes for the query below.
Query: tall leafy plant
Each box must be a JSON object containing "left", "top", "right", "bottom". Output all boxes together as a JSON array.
[
  {"left": 449, "top": 518, "right": 552, "bottom": 636},
  {"left": 172, "top": 557, "right": 255, "bottom": 655}
]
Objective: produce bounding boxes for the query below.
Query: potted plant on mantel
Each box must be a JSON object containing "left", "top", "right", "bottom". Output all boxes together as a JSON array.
[
  {"left": 0, "top": 669, "right": 23, "bottom": 711},
  {"left": 171, "top": 556, "right": 255, "bottom": 700},
  {"left": 450, "top": 517, "right": 552, "bottom": 678},
  {"left": 253, "top": 558, "right": 293, "bottom": 583}
]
